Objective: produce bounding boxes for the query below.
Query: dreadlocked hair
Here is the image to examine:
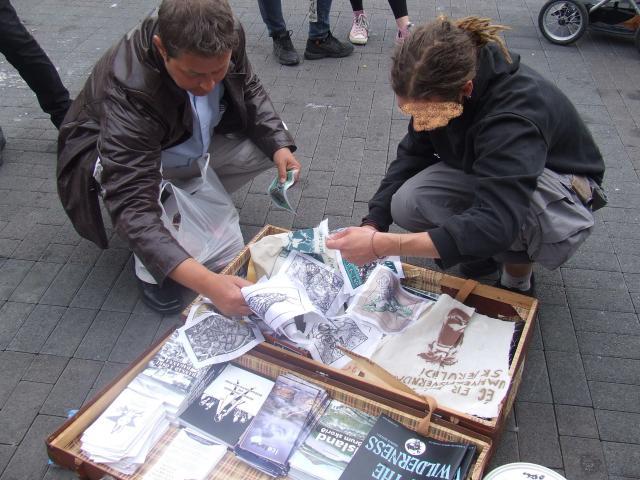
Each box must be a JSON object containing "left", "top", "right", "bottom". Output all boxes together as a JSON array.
[{"left": 391, "top": 16, "right": 511, "bottom": 101}]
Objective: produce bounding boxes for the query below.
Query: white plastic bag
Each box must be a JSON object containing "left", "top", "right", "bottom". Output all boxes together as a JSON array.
[{"left": 136, "top": 154, "right": 244, "bottom": 283}]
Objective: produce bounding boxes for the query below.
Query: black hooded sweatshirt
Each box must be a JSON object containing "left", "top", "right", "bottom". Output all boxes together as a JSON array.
[{"left": 364, "top": 44, "right": 605, "bottom": 268}]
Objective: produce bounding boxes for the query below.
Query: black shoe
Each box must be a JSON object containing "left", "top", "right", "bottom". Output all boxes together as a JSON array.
[
  {"left": 304, "top": 31, "right": 354, "bottom": 60},
  {"left": 137, "top": 277, "right": 183, "bottom": 314},
  {"left": 271, "top": 30, "right": 300, "bottom": 66},
  {"left": 0, "top": 126, "right": 5, "bottom": 166},
  {"left": 496, "top": 273, "right": 536, "bottom": 297},
  {"left": 459, "top": 258, "right": 499, "bottom": 278}
]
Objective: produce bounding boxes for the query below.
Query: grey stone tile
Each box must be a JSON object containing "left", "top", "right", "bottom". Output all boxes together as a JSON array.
[
  {"left": 560, "top": 436, "right": 608, "bottom": 480},
  {"left": 92, "top": 362, "right": 128, "bottom": 393},
  {"left": 67, "top": 238, "right": 101, "bottom": 266},
  {"left": 596, "top": 410, "right": 640, "bottom": 443},
  {"left": 6, "top": 304, "right": 66, "bottom": 354},
  {"left": 239, "top": 193, "right": 270, "bottom": 226},
  {"left": 582, "top": 354, "right": 640, "bottom": 384},
  {"left": 0, "top": 302, "right": 34, "bottom": 350},
  {"left": 516, "top": 349, "right": 553, "bottom": 403},
  {"left": 590, "top": 381, "right": 640, "bottom": 414},
  {"left": 0, "top": 238, "right": 19, "bottom": 259},
  {"left": 300, "top": 170, "right": 333, "bottom": 199},
  {"left": 571, "top": 308, "right": 640, "bottom": 335},
  {"left": 11, "top": 225, "right": 60, "bottom": 261},
  {"left": 39, "top": 263, "right": 91, "bottom": 306},
  {"left": 0, "top": 351, "right": 33, "bottom": 410},
  {"left": 0, "top": 415, "right": 64, "bottom": 480},
  {"left": 488, "top": 431, "right": 519, "bottom": 470},
  {"left": 0, "top": 260, "right": 33, "bottom": 301},
  {"left": 564, "top": 251, "right": 620, "bottom": 272},
  {"left": 618, "top": 254, "right": 640, "bottom": 274},
  {"left": 70, "top": 266, "right": 121, "bottom": 309},
  {"left": 578, "top": 331, "right": 640, "bottom": 359},
  {"left": 546, "top": 351, "right": 592, "bottom": 406},
  {"left": 21, "top": 354, "right": 69, "bottom": 385},
  {"left": 325, "top": 186, "right": 355, "bottom": 216},
  {"left": 555, "top": 405, "right": 599, "bottom": 438},
  {"left": 603, "top": 442, "right": 640, "bottom": 478},
  {"left": 40, "top": 358, "right": 103, "bottom": 417},
  {"left": 566, "top": 287, "right": 635, "bottom": 313},
  {"left": 0, "top": 444, "right": 16, "bottom": 476},
  {"left": 101, "top": 259, "right": 139, "bottom": 312},
  {"left": 355, "top": 174, "right": 384, "bottom": 203},
  {"left": 74, "top": 310, "right": 129, "bottom": 361},
  {"left": 0, "top": 381, "right": 52, "bottom": 445},
  {"left": 538, "top": 304, "right": 579, "bottom": 352},
  {"left": 561, "top": 267, "right": 627, "bottom": 290},
  {"left": 42, "top": 466, "right": 77, "bottom": 480},
  {"left": 40, "top": 308, "right": 97, "bottom": 357},
  {"left": 515, "top": 402, "right": 563, "bottom": 468},
  {"left": 332, "top": 160, "right": 361, "bottom": 187},
  {"left": 624, "top": 272, "right": 640, "bottom": 291},
  {"left": 94, "top": 248, "right": 131, "bottom": 269},
  {"left": 292, "top": 197, "right": 327, "bottom": 229},
  {"left": 9, "top": 262, "right": 61, "bottom": 304},
  {"left": 535, "top": 282, "right": 568, "bottom": 306},
  {"left": 38, "top": 243, "right": 75, "bottom": 264},
  {"left": 108, "top": 312, "right": 162, "bottom": 364}
]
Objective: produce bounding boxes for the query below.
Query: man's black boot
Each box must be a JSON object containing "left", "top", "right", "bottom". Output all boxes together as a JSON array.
[
  {"left": 137, "top": 277, "right": 183, "bottom": 314},
  {"left": 0, "top": 126, "right": 5, "bottom": 166},
  {"left": 271, "top": 30, "right": 299, "bottom": 66},
  {"left": 304, "top": 31, "right": 354, "bottom": 60}
]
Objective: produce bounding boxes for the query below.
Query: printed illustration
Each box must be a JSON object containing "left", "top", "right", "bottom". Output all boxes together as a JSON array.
[
  {"left": 246, "top": 292, "right": 290, "bottom": 318},
  {"left": 311, "top": 318, "right": 368, "bottom": 365},
  {"left": 106, "top": 405, "right": 144, "bottom": 434},
  {"left": 419, "top": 307, "right": 471, "bottom": 366}
]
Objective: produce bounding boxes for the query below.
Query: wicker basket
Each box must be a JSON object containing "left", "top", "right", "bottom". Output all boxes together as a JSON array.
[
  {"left": 47, "top": 331, "right": 491, "bottom": 480},
  {"left": 215, "top": 225, "right": 538, "bottom": 446}
]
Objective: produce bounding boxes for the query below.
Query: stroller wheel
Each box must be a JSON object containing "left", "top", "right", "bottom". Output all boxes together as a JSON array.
[{"left": 538, "top": 0, "right": 588, "bottom": 45}]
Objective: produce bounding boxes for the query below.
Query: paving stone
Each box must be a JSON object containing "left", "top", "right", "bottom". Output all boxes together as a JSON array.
[
  {"left": 560, "top": 436, "right": 608, "bottom": 480},
  {"left": 624, "top": 272, "right": 640, "bottom": 292},
  {"left": 101, "top": 259, "right": 139, "bottom": 312},
  {"left": 582, "top": 354, "right": 640, "bottom": 384},
  {"left": 9, "top": 262, "right": 61, "bottom": 304},
  {"left": 11, "top": 225, "right": 60, "bottom": 261},
  {"left": 561, "top": 267, "right": 626, "bottom": 290},
  {"left": 0, "top": 302, "right": 34, "bottom": 350},
  {"left": 67, "top": 239, "right": 101, "bottom": 266},
  {"left": 0, "top": 238, "right": 19, "bottom": 259},
  {"left": 0, "top": 414, "right": 63, "bottom": 480},
  {"left": 546, "top": 351, "right": 592, "bottom": 406},
  {"left": 325, "top": 186, "right": 355, "bottom": 216},
  {"left": 0, "top": 444, "right": 16, "bottom": 476},
  {"left": 555, "top": 405, "right": 599, "bottom": 438},
  {"left": 94, "top": 248, "right": 131, "bottom": 269},
  {"left": 300, "top": 170, "right": 333, "bottom": 198},
  {"left": 516, "top": 349, "right": 553, "bottom": 403},
  {"left": 571, "top": 308, "right": 640, "bottom": 335},
  {"left": 534, "top": 282, "right": 568, "bottom": 306},
  {"left": 39, "top": 263, "right": 91, "bottom": 307},
  {"left": 590, "top": 381, "right": 640, "bottom": 413},
  {"left": 21, "top": 354, "right": 69, "bottom": 385},
  {"left": 0, "top": 381, "right": 53, "bottom": 445},
  {"left": 564, "top": 251, "right": 621, "bottom": 272},
  {"left": 74, "top": 310, "right": 129, "bottom": 361},
  {"left": 0, "top": 260, "right": 33, "bottom": 301},
  {"left": 515, "top": 402, "right": 563, "bottom": 468},
  {"left": 70, "top": 266, "right": 121, "bottom": 309},
  {"left": 292, "top": 197, "right": 326, "bottom": 229},
  {"left": 603, "top": 442, "right": 640, "bottom": 478},
  {"left": 539, "top": 304, "right": 579, "bottom": 352},
  {"left": 92, "top": 362, "right": 128, "bottom": 393},
  {"left": 488, "top": 431, "right": 519, "bottom": 470},
  {"left": 332, "top": 160, "right": 361, "bottom": 187},
  {"left": 108, "top": 312, "right": 162, "bottom": 364},
  {"left": 239, "top": 193, "right": 270, "bottom": 226},
  {"left": 6, "top": 305, "right": 66, "bottom": 354},
  {"left": 41, "top": 466, "right": 77, "bottom": 480},
  {"left": 596, "top": 410, "right": 640, "bottom": 443},
  {"left": 40, "top": 358, "right": 103, "bottom": 417},
  {"left": 38, "top": 244, "right": 74, "bottom": 264},
  {"left": 566, "top": 287, "right": 635, "bottom": 313},
  {"left": 578, "top": 331, "right": 640, "bottom": 359},
  {"left": 40, "top": 308, "right": 97, "bottom": 357}
]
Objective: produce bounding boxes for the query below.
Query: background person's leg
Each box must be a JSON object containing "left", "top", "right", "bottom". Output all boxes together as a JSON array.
[
  {"left": 257, "top": 0, "right": 287, "bottom": 35},
  {"left": 0, "top": 0, "right": 71, "bottom": 128}
]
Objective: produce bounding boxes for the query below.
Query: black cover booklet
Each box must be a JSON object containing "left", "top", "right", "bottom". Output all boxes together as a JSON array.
[{"left": 338, "top": 415, "right": 476, "bottom": 480}]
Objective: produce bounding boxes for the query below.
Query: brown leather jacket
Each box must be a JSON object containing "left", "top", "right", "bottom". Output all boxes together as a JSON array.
[{"left": 57, "top": 14, "right": 295, "bottom": 283}]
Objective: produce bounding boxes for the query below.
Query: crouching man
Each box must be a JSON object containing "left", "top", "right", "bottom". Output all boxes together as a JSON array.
[{"left": 57, "top": 0, "right": 300, "bottom": 315}]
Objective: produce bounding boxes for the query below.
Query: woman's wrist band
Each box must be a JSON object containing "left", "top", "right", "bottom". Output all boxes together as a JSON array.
[{"left": 371, "top": 231, "right": 385, "bottom": 260}]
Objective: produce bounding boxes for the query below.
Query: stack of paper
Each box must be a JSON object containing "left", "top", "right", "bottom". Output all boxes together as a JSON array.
[
  {"left": 81, "top": 388, "right": 170, "bottom": 475},
  {"left": 128, "top": 330, "right": 224, "bottom": 419},
  {"left": 235, "top": 373, "right": 330, "bottom": 477}
]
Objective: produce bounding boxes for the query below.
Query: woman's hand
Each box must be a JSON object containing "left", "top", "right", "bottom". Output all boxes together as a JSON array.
[{"left": 326, "top": 226, "right": 381, "bottom": 265}]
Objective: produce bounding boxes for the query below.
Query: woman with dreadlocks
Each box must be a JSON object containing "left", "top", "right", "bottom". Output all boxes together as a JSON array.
[{"left": 327, "top": 16, "right": 605, "bottom": 295}]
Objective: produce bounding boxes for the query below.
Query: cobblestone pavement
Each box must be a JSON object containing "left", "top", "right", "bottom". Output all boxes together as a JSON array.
[{"left": 1, "top": 0, "right": 639, "bottom": 478}]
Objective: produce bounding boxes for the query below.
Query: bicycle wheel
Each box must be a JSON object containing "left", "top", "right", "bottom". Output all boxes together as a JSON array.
[{"left": 538, "top": 0, "right": 589, "bottom": 45}]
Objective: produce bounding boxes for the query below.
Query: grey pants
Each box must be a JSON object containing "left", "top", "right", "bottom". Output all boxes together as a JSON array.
[{"left": 390, "top": 162, "right": 595, "bottom": 269}]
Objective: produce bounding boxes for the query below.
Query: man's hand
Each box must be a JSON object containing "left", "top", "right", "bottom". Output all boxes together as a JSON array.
[
  {"left": 205, "top": 274, "right": 253, "bottom": 317},
  {"left": 326, "top": 226, "right": 380, "bottom": 265},
  {"left": 273, "top": 147, "right": 301, "bottom": 183}
]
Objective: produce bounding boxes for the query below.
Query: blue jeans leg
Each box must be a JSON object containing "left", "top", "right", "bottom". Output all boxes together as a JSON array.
[
  {"left": 309, "top": 0, "right": 332, "bottom": 39},
  {"left": 257, "top": 0, "right": 287, "bottom": 35}
]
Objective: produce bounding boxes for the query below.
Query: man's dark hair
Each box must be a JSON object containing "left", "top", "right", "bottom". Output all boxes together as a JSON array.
[{"left": 158, "top": 0, "right": 238, "bottom": 58}]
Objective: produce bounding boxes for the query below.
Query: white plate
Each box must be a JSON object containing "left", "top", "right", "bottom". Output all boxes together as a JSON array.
[{"left": 484, "top": 462, "right": 567, "bottom": 480}]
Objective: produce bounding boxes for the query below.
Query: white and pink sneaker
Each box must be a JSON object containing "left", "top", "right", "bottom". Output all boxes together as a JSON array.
[{"left": 349, "top": 12, "right": 369, "bottom": 45}]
